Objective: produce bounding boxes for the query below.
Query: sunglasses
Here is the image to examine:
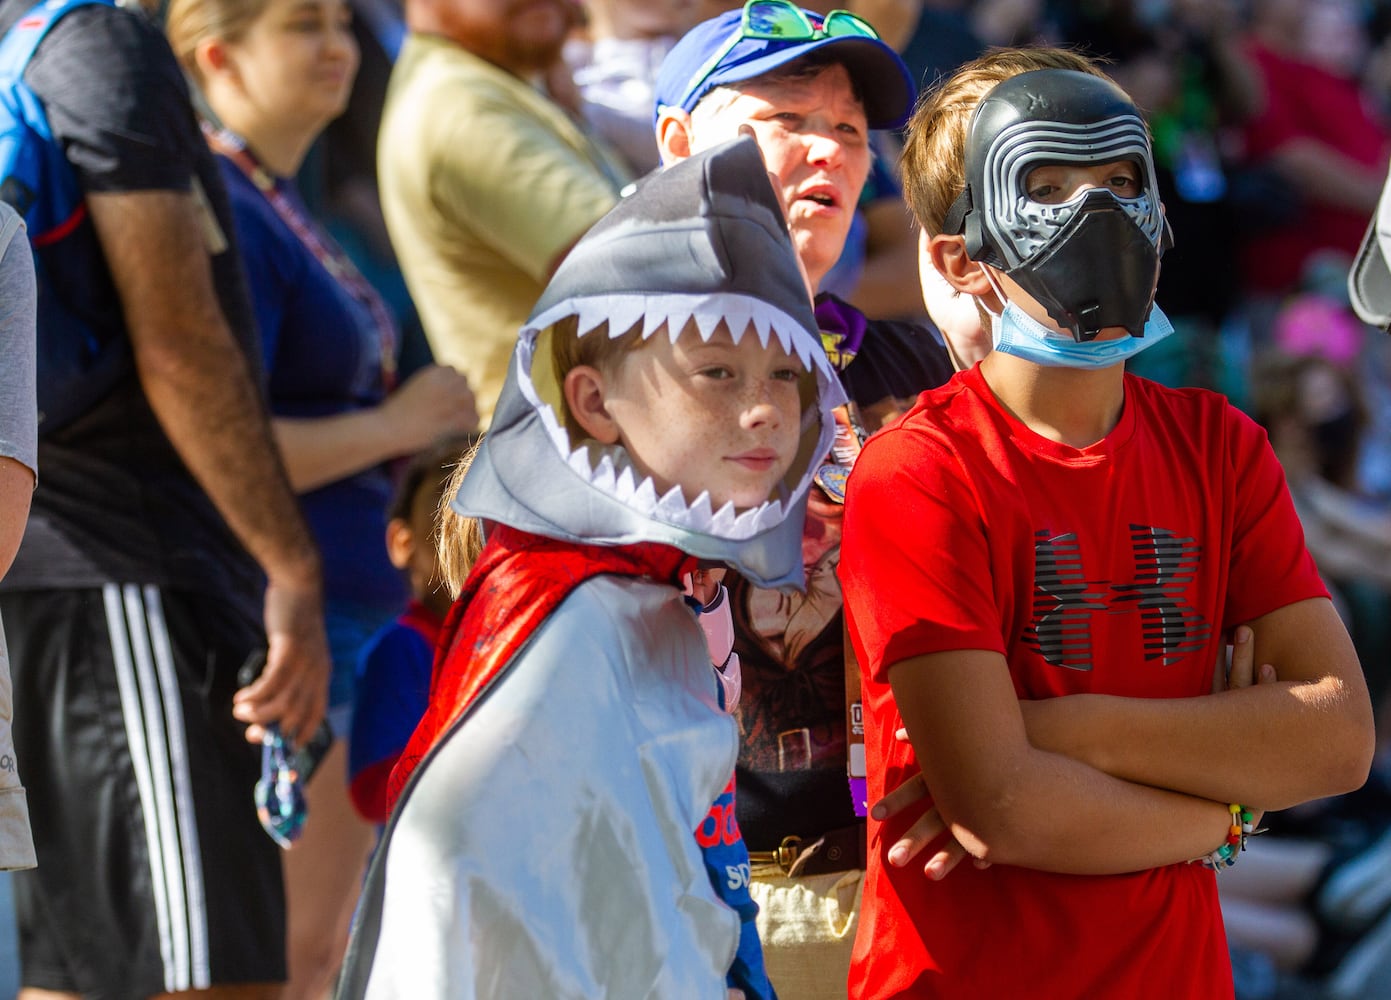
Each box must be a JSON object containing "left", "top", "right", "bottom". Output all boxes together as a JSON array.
[
  {"left": 676, "top": 0, "right": 880, "bottom": 112},
  {"left": 255, "top": 723, "right": 309, "bottom": 849}
]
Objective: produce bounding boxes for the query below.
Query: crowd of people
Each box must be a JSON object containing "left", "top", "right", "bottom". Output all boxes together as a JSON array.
[{"left": 2, "top": 0, "right": 1391, "bottom": 998}]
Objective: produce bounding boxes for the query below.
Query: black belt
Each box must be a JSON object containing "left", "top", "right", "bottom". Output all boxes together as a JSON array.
[{"left": 747, "top": 823, "right": 865, "bottom": 877}]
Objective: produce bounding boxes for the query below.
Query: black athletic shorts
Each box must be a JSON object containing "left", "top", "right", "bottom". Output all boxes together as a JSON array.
[{"left": 0, "top": 585, "right": 286, "bottom": 997}]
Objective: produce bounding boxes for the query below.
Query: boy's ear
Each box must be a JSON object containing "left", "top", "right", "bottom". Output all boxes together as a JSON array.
[
  {"left": 194, "top": 38, "right": 232, "bottom": 80},
  {"left": 928, "top": 232, "right": 1007, "bottom": 319},
  {"left": 385, "top": 517, "right": 414, "bottom": 571},
  {"left": 656, "top": 109, "right": 694, "bottom": 166},
  {"left": 563, "top": 365, "right": 622, "bottom": 445},
  {"left": 927, "top": 233, "right": 994, "bottom": 299}
]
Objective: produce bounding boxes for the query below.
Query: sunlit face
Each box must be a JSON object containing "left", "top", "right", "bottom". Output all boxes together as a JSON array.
[
  {"left": 998, "top": 158, "right": 1145, "bottom": 342},
  {"left": 600, "top": 324, "right": 805, "bottom": 511},
  {"left": 692, "top": 63, "right": 871, "bottom": 290},
  {"left": 1023, "top": 159, "right": 1141, "bottom": 206},
  {"left": 225, "top": 0, "right": 358, "bottom": 132}
]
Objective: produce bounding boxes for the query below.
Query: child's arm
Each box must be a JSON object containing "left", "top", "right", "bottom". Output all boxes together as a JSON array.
[
  {"left": 1017, "top": 597, "right": 1373, "bottom": 812},
  {"left": 889, "top": 647, "right": 1241, "bottom": 875},
  {"left": 878, "top": 624, "right": 1275, "bottom": 877}
]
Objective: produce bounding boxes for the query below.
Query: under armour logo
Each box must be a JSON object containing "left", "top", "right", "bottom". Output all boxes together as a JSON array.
[{"left": 1025, "top": 525, "right": 1211, "bottom": 671}]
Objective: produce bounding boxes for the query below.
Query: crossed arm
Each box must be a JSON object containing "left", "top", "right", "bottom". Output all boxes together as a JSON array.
[{"left": 882, "top": 597, "right": 1374, "bottom": 877}]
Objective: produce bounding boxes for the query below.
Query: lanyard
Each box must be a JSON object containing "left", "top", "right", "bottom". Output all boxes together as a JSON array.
[{"left": 205, "top": 123, "right": 398, "bottom": 389}]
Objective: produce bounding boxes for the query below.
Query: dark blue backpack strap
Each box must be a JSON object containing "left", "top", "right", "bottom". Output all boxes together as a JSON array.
[{"left": 0, "top": 0, "right": 115, "bottom": 79}]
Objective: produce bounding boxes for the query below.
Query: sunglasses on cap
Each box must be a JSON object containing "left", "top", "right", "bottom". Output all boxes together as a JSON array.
[{"left": 676, "top": 0, "right": 880, "bottom": 113}]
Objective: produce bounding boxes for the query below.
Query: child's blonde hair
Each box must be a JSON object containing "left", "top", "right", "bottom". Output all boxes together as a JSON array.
[
  {"left": 544, "top": 315, "right": 646, "bottom": 442},
  {"left": 901, "top": 47, "right": 1110, "bottom": 237},
  {"left": 435, "top": 438, "right": 487, "bottom": 598}
]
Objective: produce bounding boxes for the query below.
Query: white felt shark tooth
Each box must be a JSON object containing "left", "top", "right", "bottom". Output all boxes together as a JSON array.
[
  {"left": 722, "top": 302, "right": 754, "bottom": 345},
  {"left": 694, "top": 310, "right": 723, "bottom": 341},
  {"left": 641, "top": 311, "right": 667, "bottom": 340},
  {"left": 632, "top": 476, "right": 659, "bottom": 513},
  {"left": 752, "top": 310, "right": 772, "bottom": 348},
  {"left": 667, "top": 311, "right": 693, "bottom": 344},
  {"left": 575, "top": 301, "right": 607, "bottom": 339},
  {"left": 613, "top": 464, "right": 638, "bottom": 501},
  {"left": 591, "top": 452, "right": 618, "bottom": 493},
  {"left": 710, "top": 500, "right": 739, "bottom": 535},
  {"left": 541, "top": 407, "right": 573, "bottom": 456},
  {"left": 754, "top": 498, "right": 785, "bottom": 534},
  {"left": 655, "top": 483, "right": 690, "bottom": 520},
  {"left": 729, "top": 506, "right": 756, "bottom": 538},
  {"left": 607, "top": 299, "right": 646, "bottom": 339},
  {"left": 688, "top": 490, "right": 714, "bottom": 529},
  {"left": 771, "top": 318, "right": 795, "bottom": 357},
  {"left": 796, "top": 326, "right": 823, "bottom": 372},
  {"left": 567, "top": 444, "right": 594, "bottom": 479}
]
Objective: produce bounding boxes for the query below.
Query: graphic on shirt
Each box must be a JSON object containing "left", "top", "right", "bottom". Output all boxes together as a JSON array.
[
  {"left": 1025, "top": 523, "right": 1212, "bottom": 670},
  {"left": 1116, "top": 524, "right": 1212, "bottom": 665},
  {"left": 731, "top": 488, "right": 846, "bottom": 773}
]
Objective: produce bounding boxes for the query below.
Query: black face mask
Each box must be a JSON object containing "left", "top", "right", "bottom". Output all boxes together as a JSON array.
[{"left": 1009, "top": 189, "right": 1164, "bottom": 341}]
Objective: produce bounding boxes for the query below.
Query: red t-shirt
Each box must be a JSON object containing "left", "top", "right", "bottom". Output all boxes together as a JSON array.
[{"left": 839, "top": 366, "right": 1326, "bottom": 999}]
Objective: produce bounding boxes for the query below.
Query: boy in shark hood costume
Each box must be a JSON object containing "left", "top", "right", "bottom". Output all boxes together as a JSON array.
[{"left": 336, "top": 136, "right": 845, "bottom": 999}]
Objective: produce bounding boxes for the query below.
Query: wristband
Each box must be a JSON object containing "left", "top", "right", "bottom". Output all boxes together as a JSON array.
[{"left": 1198, "top": 804, "right": 1256, "bottom": 871}]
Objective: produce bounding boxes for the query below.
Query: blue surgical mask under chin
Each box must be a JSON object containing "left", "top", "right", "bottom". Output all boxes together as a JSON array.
[{"left": 988, "top": 299, "right": 1175, "bottom": 370}]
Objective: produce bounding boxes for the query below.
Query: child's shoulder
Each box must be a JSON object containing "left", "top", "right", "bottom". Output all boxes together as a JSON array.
[
  {"left": 1124, "top": 373, "right": 1268, "bottom": 455},
  {"left": 864, "top": 366, "right": 1009, "bottom": 451},
  {"left": 1124, "top": 372, "right": 1251, "bottom": 425}
]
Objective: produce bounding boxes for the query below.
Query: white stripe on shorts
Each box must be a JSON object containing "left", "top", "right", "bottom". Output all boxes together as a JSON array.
[
  {"left": 103, "top": 583, "right": 210, "bottom": 993},
  {"left": 143, "top": 585, "right": 211, "bottom": 989}
]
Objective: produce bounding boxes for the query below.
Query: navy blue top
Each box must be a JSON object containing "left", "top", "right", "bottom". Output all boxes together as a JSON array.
[{"left": 220, "top": 158, "right": 406, "bottom": 609}]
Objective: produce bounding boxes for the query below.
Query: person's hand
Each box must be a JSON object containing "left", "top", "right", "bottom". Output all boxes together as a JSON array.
[
  {"left": 688, "top": 566, "right": 726, "bottom": 607},
  {"left": 1215, "top": 624, "right": 1271, "bottom": 831},
  {"left": 1225, "top": 624, "right": 1277, "bottom": 691},
  {"left": 868, "top": 734, "right": 990, "bottom": 880},
  {"left": 380, "top": 365, "right": 479, "bottom": 455},
  {"left": 233, "top": 575, "right": 330, "bottom": 746}
]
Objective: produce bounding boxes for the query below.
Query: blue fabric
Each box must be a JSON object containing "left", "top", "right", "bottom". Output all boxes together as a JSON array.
[
  {"left": 325, "top": 597, "right": 398, "bottom": 713},
  {"left": 348, "top": 610, "right": 433, "bottom": 787},
  {"left": 698, "top": 777, "right": 777, "bottom": 1000},
  {"left": 220, "top": 158, "right": 407, "bottom": 611}
]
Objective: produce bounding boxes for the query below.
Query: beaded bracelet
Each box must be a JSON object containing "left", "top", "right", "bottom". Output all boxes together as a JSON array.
[{"left": 1199, "top": 804, "right": 1256, "bottom": 871}]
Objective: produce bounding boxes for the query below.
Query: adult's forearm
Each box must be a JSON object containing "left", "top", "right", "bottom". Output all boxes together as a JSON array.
[
  {"left": 137, "top": 332, "right": 320, "bottom": 586},
  {"left": 85, "top": 190, "right": 321, "bottom": 589},
  {"left": 272, "top": 412, "right": 399, "bottom": 495}
]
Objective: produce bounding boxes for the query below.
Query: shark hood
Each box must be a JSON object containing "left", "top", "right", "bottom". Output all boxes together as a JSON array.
[{"left": 453, "top": 136, "right": 846, "bottom": 590}]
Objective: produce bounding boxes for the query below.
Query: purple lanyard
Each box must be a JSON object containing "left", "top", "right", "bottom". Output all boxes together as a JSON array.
[{"left": 205, "top": 124, "right": 398, "bottom": 389}]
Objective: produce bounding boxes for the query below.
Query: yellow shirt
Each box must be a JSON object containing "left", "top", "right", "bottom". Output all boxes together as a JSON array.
[{"left": 379, "top": 35, "right": 629, "bottom": 423}]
